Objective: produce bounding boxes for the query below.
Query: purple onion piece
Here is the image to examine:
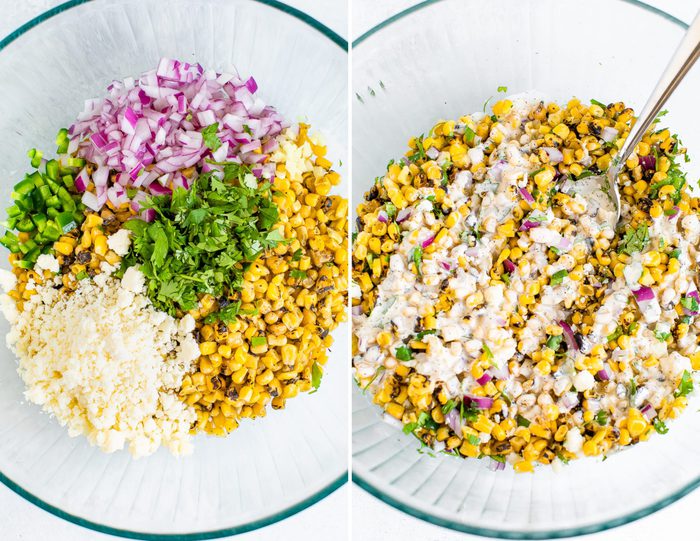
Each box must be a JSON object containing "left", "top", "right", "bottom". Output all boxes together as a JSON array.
[
  {"left": 632, "top": 286, "right": 655, "bottom": 302},
  {"left": 559, "top": 320, "right": 579, "bottom": 351},
  {"left": 476, "top": 373, "right": 492, "bottom": 386},
  {"left": 518, "top": 187, "right": 535, "bottom": 203},
  {"left": 519, "top": 220, "right": 541, "bottom": 231},
  {"left": 464, "top": 395, "right": 494, "bottom": 410},
  {"left": 396, "top": 208, "right": 412, "bottom": 223},
  {"left": 503, "top": 259, "right": 516, "bottom": 273}
]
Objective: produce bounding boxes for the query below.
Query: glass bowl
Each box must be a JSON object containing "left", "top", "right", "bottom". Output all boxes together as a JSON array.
[
  {"left": 352, "top": 0, "right": 700, "bottom": 537},
  {"left": 0, "top": 0, "right": 347, "bottom": 538}
]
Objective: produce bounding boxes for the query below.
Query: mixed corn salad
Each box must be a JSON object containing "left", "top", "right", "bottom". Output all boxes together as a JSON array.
[
  {"left": 0, "top": 59, "right": 347, "bottom": 456},
  {"left": 352, "top": 95, "right": 698, "bottom": 472}
]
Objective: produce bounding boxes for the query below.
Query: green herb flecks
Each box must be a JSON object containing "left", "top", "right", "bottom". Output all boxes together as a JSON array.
[
  {"left": 121, "top": 163, "right": 282, "bottom": 318},
  {"left": 618, "top": 223, "right": 650, "bottom": 255}
]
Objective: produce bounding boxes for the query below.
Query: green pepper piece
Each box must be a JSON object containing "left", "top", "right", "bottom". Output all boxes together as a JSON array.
[
  {"left": 6, "top": 204, "right": 21, "bottom": 218},
  {"left": 16, "top": 259, "right": 35, "bottom": 269},
  {"left": 45, "top": 160, "right": 60, "bottom": 180},
  {"left": 16, "top": 217, "right": 35, "bottom": 232},
  {"left": 12, "top": 177, "right": 35, "bottom": 198},
  {"left": 42, "top": 221, "right": 62, "bottom": 241},
  {"left": 55, "top": 128, "right": 69, "bottom": 154},
  {"left": 46, "top": 207, "right": 59, "bottom": 219},
  {"left": 56, "top": 211, "right": 77, "bottom": 233},
  {"left": 4, "top": 216, "right": 18, "bottom": 230},
  {"left": 62, "top": 174, "right": 75, "bottom": 190},
  {"left": 65, "top": 157, "right": 85, "bottom": 168},
  {"left": 45, "top": 195, "right": 61, "bottom": 208},
  {"left": 38, "top": 184, "right": 53, "bottom": 201},
  {"left": 0, "top": 231, "right": 20, "bottom": 253},
  {"left": 31, "top": 213, "right": 48, "bottom": 232}
]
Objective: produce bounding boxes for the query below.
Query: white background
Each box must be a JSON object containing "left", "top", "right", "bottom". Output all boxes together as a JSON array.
[
  {"left": 0, "top": 1, "right": 348, "bottom": 540},
  {"left": 351, "top": 2, "right": 700, "bottom": 541}
]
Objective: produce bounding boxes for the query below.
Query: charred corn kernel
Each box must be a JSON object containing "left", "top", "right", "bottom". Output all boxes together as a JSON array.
[
  {"left": 385, "top": 402, "right": 404, "bottom": 419},
  {"left": 199, "top": 341, "right": 217, "bottom": 356},
  {"left": 473, "top": 415, "right": 496, "bottom": 434},
  {"left": 627, "top": 408, "right": 648, "bottom": 438},
  {"left": 53, "top": 241, "right": 73, "bottom": 256},
  {"left": 93, "top": 235, "right": 108, "bottom": 256},
  {"left": 513, "top": 460, "right": 534, "bottom": 473}
]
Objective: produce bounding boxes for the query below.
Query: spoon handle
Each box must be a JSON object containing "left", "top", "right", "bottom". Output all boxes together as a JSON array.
[{"left": 618, "top": 9, "right": 700, "bottom": 165}]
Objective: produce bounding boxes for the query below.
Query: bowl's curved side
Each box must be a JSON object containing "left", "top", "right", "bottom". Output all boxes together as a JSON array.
[
  {"left": 351, "top": 0, "right": 700, "bottom": 537},
  {"left": 0, "top": 0, "right": 349, "bottom": 538}
]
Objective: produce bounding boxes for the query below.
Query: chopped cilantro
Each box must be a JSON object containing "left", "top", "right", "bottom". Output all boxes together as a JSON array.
[
  {"left": 501, "top": 273, "right": 511, "bottom": 285},
  {"left": 680, "top": 296, "right": 699, "bottom": 313},
  {"left": 466, "top": 434, "right": 480, "bottom": 446},
  {"left": 653, "top": 418, "right": 669, "bottom": 434},
  {"left": 654, "top": 329, "right": 671, "bottom": 342},
  {"left": 201, "top": 123, "right": 222, "bottom": 151},
  {"left": 516, "top": 414, "right": 531, "bottom": 427},
  {"left": 550, "top": 269, "right": 568, "bottom": 286},
  {"left": 628, "top": 378, "right": 637, "bottom": 402},
  {"left": 607, "top": 326, "right": 624, "bottom": 342},
  {"left": 590, "top": 98, "right": 607, "bottom": 108},
  {"left": 594, "top": 410, "right": 608, "bottom": 426},
  {"left": 290, "top": 269, "right": 307, "bottom": 280},
  {"left": 385, "top": 202, "right": 397, "bottom": 219},
  {"left": 310, "top": 362, "right": 322, "bottom": 392},
  {"left": 291, "top": 249, "right": 303, "bottom": 262},
  {"left": 412, "top": 246, "right": 423, "bottom": 275},
  {"left": 361, "top": 366, "right": 385, "bottom": 392},
  {"left": 497, "top": 86, "right": 508, "bottom": 93},
  {"left": 482, "top": 342, "right": 494, "bottom": 360},
  {"left": 545, "top": 334, "right": 563, "bottom": 350},
  {"left": 464, "top": 126, "right": 476, "bottom": 144},
  {"left": 460, "top": 400, "right": 479, "bottom": 423},
  {"left": 669, "top": 248, "right": 681, "bottom": 259},
  {"left": 674, "top": 370, "right": 694, "bottom": 398},
  {"left": 441, "top": 399, "right": 457, "bottom": 415},
  {"left": 556, "top": 451, "right": 570, "bottom": 464},
  {"left": 618, "top": 223, "right": 650, "bottom": 255},
  {"left": 395, "top": 346, "right": 413, "bottom": 362},
  {"left": 415, "top": 329, "right": 437, "bottom": 341},
  {"left": 75, "top": 270, "right": 88, "bottom": 280},
  {"left": 120, "top": 163, "right": 282, "bottom": 318}
]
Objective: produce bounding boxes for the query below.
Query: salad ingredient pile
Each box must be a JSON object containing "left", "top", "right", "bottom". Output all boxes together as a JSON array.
[
  {"left": 352, "top": 95, "right": 697, "bottom": 471},
  {"left": 0, "top": 58, "right": 347, "bottom": 457}
]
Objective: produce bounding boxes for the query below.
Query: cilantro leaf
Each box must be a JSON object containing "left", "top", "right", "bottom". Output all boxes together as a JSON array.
[
  {"left": 594, "top": 410, "right": 608, "bottom": 426},
  {"left": 412, "top": 246, "right": 423, "bottom": 275},
  {"left": 201, "top": 123, "right": 222, "bottom": 151},
  {"left": 618, "top": 223, "right": 650, "bottom": 255},
  {"left": 550, "top": 269, "right": 568, "bottom": 286},
  {"left": 680, "top": 296, "right": 699, "bottom": 313},
  {"left": 311, "top": 362, "right": 323, "bottom": 393},
  {"left": 395, "top": 346, "right": 413, "bottom": 362},
  {"left": 653, "top": 418, "right": 669, "bottom": 434},
  {"left": 674, "top": 370, "right": 694, "bottom": 398}
]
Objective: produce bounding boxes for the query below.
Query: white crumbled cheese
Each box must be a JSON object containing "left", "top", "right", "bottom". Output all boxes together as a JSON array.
[
  {"left": 573, "top": 370, "right": 595, "bottom": 392},
  {"left": 106, "top": 228, "right": 132, "bottom": 256},
  {"left": 564, "top": 428, "right": 584, "bottom": 454},
  {"left": 0, "top": 269, "right": 17, "bottom": 293},
  {"left": 5, "top": 268, "right": 198, "bottom": 458},
  {"left": 34, "top": 254, "right": 60, "bottom": 275}
]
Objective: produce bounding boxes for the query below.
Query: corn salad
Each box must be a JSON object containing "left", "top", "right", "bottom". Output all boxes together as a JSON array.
[{"left": 352, "top": 96, "right": 697, "bottom": 471}]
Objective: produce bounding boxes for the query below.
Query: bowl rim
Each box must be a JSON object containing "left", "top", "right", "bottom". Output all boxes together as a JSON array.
[
  {"left": 351, "top": 0, "right": 697, "bottom": 538},
  {"left": 0, "top": 0, "right": 348, "bottom": 539}
]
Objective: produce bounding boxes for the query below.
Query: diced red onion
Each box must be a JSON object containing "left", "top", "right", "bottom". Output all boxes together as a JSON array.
[
  {"left": 640, "top": 404, "right": 657, "bottom": 421},
  {"left": 639, "top": 155, "right": 656, "bottom": 171},
  {"left": 81, "top": 191, "right": 101, "bottom": 212},
  {"left": 140, "top": 208, "right": 156, "bottom": 222},
  {"left": 518, "top": 187, "right": 535, "bottom": 203},
  {"left": 596, "top": 366, "right": 610, "bottom": 381},
  {"left": 684, "top": 289, "right": 700, "bottom": 316},
  {"left": 503, "top": 259, "right": 516, "bottom": 273},
  {"left": 74, "top": 168, "right": 89, "bottom": 193},
  {"left": 542, "top": 147, "right": 563, "bottom": 164},
  {"left": 421, "top": 235, "right": 436, "bottom": 248},
  {"left": 377, "top": 210, "right": 388, "bottom": 223},
  {"left": 519, "top": 220, "right": 541, "bottom": 231},
  {"left": 445, "top": 409, "right": 462, "bottom": 434},
  {"left": 476, "top": 373, "right": 492, "bottom": 386},
  {"left": 464, "top": 395, "right": 494, "bottom": 410},
  {"left": 396, "top": 208, "right": 412, "bottom": 223},
  {"left": 67, "top": 57, "right": 287, "bottom": 213},
  {"left": 558, "top": 320, "right": 579, "bottom": 351},
  {"left": 439, "top": 261, "right": 452, "bottom": 271},
  {"left": 488, "top": 458, "right": 506, "bottom": 472},
  {"left": 352, "top": 305, "right": 362, "bottom": 316},
  {"left": 632, "top": 286, "right": 655, "bottom": 302}
]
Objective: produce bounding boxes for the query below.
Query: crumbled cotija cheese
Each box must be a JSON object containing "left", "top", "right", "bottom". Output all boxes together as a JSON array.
[{"left": 3, "top": 268, "right": 198, "bottom": 458}]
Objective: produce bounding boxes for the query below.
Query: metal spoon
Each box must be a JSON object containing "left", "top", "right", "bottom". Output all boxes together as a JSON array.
[{"left": 572, "top": 10, "right": 700, "bottom": 229}]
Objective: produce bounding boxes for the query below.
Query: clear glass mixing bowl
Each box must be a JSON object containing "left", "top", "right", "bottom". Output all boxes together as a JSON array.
[
  {"left": 0, "top": 0, "right": 347, "bottom": 538},
  {"left": 352, "top": 0, "right": 700, "bottom": 537}
]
